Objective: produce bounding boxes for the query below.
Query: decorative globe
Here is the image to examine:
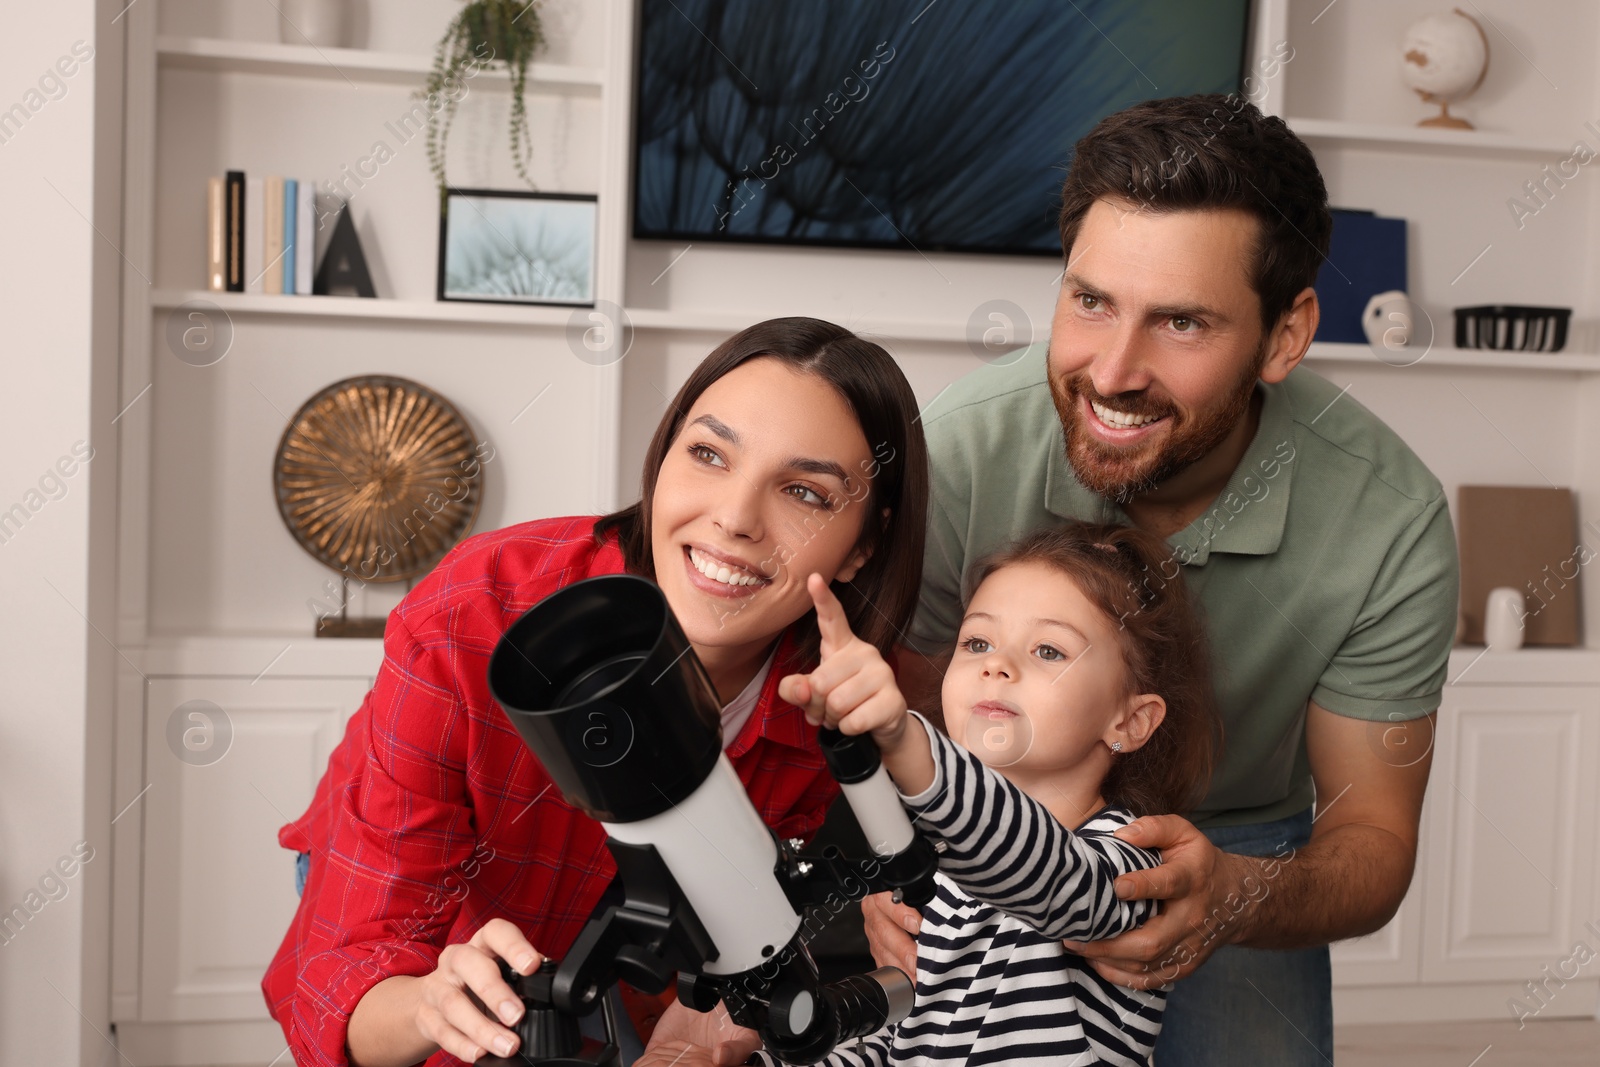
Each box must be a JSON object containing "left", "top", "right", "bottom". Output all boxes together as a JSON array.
[{"left": 1400, "top": 10, "right": 1489, "bottom": 128}]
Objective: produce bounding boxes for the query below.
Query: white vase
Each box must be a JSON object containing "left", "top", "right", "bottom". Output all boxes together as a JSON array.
[
  {"left": 1484, "top": 587, "right": 1526, "bottom": 650},
  {"left": 279, "top": 0, "right": 349, "bottom": 48}
]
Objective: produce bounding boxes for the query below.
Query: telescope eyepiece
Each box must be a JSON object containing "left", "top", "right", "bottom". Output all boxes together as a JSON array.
[{"left": 488, "top": 575, "right": 724, "bottom": 824}]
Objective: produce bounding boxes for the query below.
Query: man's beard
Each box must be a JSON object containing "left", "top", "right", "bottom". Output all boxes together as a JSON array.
[{"left": 1049, "top": 344, "right": 1265, "bottom": 503}]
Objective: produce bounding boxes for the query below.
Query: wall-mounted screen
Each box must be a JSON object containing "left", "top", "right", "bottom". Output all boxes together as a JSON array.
[{"left": 633, "top": 0, "right": 1254, "bottom": 256}]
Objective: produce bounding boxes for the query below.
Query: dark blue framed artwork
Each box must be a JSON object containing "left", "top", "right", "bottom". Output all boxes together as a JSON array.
[{"left": 633, "top": 0, "right": 1254, "bottom": 256}]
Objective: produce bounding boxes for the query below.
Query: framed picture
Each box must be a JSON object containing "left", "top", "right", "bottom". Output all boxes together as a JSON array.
[{"left": 437, "top": 188, "right": 597, "bottom": 306}]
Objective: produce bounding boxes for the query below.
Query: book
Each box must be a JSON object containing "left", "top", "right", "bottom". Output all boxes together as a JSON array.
[
  {"left": 207, "top": 176, "right": 225, "bottom": 291},
  {"left": 225, "top": 170, "right": 244, "bottom": 292},
  {"left": 283, "top": 179, "right": 298, "bottom": 294},
  {"left": 244, "top": 177, "right": 264, "bottom": 294},
  {"left": 1312, "top": 208, "right": 1407, "bottom": 344},
  {"left": 295, "top": 180, "right": 314, "bottom": 295},
  {"left": 263, "top": 176, "right": 284, "bottom": 294}
]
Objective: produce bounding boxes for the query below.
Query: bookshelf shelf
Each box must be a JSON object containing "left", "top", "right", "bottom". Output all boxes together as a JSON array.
[
  {"left": 147, "top": 291, "right": 1600, "bottom": 370},
  {"left": 1304, "top": 341, "right": 1600, "bottom": 373},
  {"left": 156, "top": 35, "right": 605, "bottom": 95},
  {"left": 128, "top": 630, "right": 1600, "bottom": 685},
  {"left": 1286, "top": 116, "right": 1572, "bottom": 158},
  {"left": 151, "top": 288, "right": 579, "bottom": 328}
]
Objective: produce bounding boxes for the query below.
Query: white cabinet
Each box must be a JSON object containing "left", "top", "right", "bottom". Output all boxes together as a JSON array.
[
  {"left": 135, "top": 676, "right": 370, "bottom": 1028},
  {"left": 1420, "top": 685, "right": 1600, "bottom": 983},
  {"left": 1331, "top": 675, "right": 1600, "bottom": 1022}
]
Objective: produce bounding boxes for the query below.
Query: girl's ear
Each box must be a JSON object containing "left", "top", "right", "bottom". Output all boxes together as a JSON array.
[{"left": 1107, "top": 693, "right": 1166, "bottom": 754}]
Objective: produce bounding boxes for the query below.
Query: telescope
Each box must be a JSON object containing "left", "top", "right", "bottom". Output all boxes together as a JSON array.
[{"left": 483, "top": 574, "right": 939, "bottom": 1066}]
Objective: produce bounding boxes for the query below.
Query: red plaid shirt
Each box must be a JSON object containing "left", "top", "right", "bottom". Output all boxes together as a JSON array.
[{"left": 262, "top": 516, "right": 838, "bottom": 1067}]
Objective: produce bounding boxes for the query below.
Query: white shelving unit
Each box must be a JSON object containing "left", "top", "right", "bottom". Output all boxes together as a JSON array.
[
  {"left": 107, "top": 0, "right": 1600, "bottom": 1060},
  {"left": 1276, "top": 0, "right": 1600, "bottom": 1031},
  {"left": 112, "top": 3, "right": 634, "bottom": 1063}
]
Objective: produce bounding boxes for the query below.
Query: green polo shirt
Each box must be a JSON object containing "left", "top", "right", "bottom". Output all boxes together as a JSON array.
[{"left": 908, "top": 343, "right": 1459, "bottom": 828}]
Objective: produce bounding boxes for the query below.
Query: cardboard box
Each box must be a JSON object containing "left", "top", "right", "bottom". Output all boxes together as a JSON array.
[{"left": 1456, "top": 485, "right": 1583, "bottom": 646}]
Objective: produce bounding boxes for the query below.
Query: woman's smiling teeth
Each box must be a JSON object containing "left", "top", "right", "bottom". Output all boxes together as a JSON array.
[
  {"left": 1091, "top": 398, "right": 1163, "bottom": 428},
  {"left": 688, "top": 546, "right": 769, "bottom": 588}
]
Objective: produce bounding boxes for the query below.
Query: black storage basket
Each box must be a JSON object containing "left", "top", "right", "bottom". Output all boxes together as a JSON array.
[{"left": 1453, "top": 305, "right": 1571, "bottom": 352}]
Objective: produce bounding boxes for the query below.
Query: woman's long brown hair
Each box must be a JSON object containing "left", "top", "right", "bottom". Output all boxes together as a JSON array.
[
  {"left": 594, "top": 317, "right": 929, "bottom": 667},
  {"left": 969, "top": 522, "right": 1223, "bottom": 817}
]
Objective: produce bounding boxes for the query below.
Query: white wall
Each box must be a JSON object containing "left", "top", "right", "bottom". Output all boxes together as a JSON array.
[{"left": 0, "top": 2, "right": 121, "bottom": 1065}]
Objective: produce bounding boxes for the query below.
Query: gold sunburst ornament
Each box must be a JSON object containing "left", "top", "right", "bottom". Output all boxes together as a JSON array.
[{"left": 274, "top": 375, "right": 484, "bottom": 636}]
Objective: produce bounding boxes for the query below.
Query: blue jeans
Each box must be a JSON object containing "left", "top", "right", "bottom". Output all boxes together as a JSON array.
[
  {"left": 295, "top": 850, "right": 310, "bottom": 896},
  {"left": 1152, "top": 807, "right": 1332, "bottom": 1066}
]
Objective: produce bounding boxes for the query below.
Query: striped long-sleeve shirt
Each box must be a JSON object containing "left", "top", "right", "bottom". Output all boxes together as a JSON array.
[{"left": 762, "top": 713, "right": 1166, "bottom": 1066}]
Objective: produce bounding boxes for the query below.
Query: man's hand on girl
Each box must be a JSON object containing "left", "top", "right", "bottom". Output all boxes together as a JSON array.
[
  {"left": 644, "top": 1000, "right": 762, "bottom": 1065},
  {"left": 411, "top": 917, "right": 541, "bottom": 1062},
  {"left": 778, "top": 573, "right": 910, "bottom": 751},
  {"left": 861, "top": 890, "right": 922, "bottom": 978},
  {"left": 1061, "top": 815, "right": 1253, "bottom": 988},
  {"left": 635, "top": 1038, "right": 727, "bottom": 1067}
]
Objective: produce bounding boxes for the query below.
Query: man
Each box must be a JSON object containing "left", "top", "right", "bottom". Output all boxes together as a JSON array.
[{"left": 865, "top": 94, "right": 1459, "bottom": 1065}]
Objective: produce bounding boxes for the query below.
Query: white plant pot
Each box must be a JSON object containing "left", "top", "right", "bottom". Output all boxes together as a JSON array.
[{"left": 279, "top": 0, "right": 349, "bottom": 49}]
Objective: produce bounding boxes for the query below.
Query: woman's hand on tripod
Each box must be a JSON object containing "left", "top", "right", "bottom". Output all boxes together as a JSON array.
[
  {"left": 425, "top": 918, "right": 542, "bottom": 1061},
  {"left": 349, "top": 917, "right": 542, "bottom": 1065}
]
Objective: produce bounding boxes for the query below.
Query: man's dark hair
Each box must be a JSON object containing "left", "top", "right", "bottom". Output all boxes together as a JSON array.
[{"left": 1058, "top": 94, "right": 1332, "bottom": 335}]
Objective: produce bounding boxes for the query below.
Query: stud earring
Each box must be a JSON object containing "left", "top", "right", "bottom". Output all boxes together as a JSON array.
[{"left": 1110, "top": 741, "right": 1123, "bottom": 753}]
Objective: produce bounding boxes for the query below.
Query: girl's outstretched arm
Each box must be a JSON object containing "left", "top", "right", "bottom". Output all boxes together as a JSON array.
[{"left": 902, "top": 717, "right": 1161, "bottom": 943}]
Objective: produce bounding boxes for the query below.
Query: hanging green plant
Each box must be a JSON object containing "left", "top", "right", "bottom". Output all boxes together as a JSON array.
[{"left": 423, "top": 0, "right": 548, "bottom": 202}]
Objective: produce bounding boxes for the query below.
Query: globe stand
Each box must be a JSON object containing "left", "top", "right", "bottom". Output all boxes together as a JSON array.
[{"left": 1417, "top": 92, "right": 1473, "bottom": 130}]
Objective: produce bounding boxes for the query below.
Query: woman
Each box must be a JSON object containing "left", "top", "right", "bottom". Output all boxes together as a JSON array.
[{"left": 262, "top": 317, "right": 928, "bottom": 1067}]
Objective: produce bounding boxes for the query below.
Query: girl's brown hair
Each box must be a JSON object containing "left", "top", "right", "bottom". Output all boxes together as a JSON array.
[
  {"left": 968, "top": 522, "right": 1222, "bottom": 817},
  {"left": 594, "top": 316, "right": 929, "bottom": 667}
]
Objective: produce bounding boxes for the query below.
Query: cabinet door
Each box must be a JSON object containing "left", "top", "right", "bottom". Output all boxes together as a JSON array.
[
  {"left": 1419, "top": 685, "right": 1600, "bottom": 983},
  {"left": 139, "top": 676, "right": 371, "bottom": 1022}
]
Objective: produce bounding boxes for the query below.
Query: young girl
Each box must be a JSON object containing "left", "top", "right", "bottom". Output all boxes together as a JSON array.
[
  {"left": 647, "top": 521, "right": 1219, "bottom": 1067},
  {"left": 263, "top": 317, "right": 929, "bottom": 1067}
]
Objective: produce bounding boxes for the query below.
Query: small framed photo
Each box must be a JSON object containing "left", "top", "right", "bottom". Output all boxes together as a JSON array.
[{"left": 437, "top": 188, "right": 597, "bottom": 307}]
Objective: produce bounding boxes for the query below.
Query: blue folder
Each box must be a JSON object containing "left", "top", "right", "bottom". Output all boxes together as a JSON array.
[{"left": 1312, "top": 208, "right": 1407, "bottom": 344}]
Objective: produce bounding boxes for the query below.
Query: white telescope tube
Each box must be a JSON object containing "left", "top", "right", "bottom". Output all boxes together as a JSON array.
[
  {"left": 604, "top": 753, "right": 802, "bottom": 975},
  {"left": 838, "top": 763, "right": 915, "bottom": 857}
]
